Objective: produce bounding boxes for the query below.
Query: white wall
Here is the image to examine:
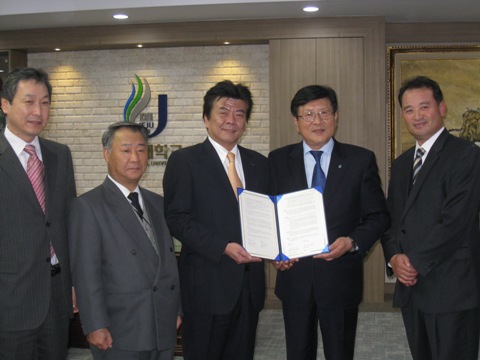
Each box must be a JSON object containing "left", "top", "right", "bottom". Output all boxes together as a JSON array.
[{"left": 29, "top": 45, "right": 269, "bottom": 195}]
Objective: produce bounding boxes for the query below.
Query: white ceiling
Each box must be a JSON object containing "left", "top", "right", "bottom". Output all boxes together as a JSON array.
[{"left": 0, "top": 0, "right": 479, "bottom": 31}]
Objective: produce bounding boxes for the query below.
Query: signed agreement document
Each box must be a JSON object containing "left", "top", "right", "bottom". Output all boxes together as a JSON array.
[{"left": 238, "top": 187, "right": 329, "bottom": 261}]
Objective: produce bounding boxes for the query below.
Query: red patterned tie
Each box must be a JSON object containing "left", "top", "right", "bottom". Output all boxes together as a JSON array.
[
  {"left": 24, "top": 145, "right": 46, "bottom": 213},
  {"left": 24, "top": 145, "right": 55, "bottom": 259}
]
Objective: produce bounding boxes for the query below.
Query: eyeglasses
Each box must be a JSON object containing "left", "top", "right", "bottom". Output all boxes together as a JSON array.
[{"left": 298, "top": 110, "right": 335, "bottom": 122}]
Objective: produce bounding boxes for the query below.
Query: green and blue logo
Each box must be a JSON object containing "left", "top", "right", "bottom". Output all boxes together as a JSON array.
[{"left": 123, "top": 75, "right": 167, "bottom": 138}]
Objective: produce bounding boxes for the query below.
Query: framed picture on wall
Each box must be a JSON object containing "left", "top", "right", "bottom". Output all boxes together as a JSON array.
[{"left": 387, "top": 45, "right": 480, "bottom": 169}]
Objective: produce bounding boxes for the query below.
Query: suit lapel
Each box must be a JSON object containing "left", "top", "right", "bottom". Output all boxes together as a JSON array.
[
  {"left": 323, "top": 140, "right": 347, "bottom": 205},
  {"left": 401, "top": 130, "right": 448, "bottom": 219},
  {"left": 288, "top": 142, "right": 308, "bottom": 190},
  {"left": 141, "top": 190, "right": 168, "bottom": 265},
  {"left": 239, "top": 145, "right": 263, "bottom": 191},
  {"left": 103, "top": 178, "right": 159, "bottom": 266},
  {"left": 40, "top": 139, "right": 57, "bottom": 215},
  {"left": 202, "top": 139, "right": 239, "bottom": 201},
  {"left": 0, "top": 133, "right": 44, "bottom": 212}
]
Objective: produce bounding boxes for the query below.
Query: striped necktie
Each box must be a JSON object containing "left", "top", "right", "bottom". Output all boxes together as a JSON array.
[
  {"left": 412, "top": 147, "right": 426, "bottom": 185},
  {"left": 24, "top": 145, "right": 56, "bottom": 260}
]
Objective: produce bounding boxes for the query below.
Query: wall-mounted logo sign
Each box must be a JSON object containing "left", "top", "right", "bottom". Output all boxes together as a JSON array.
[{"left": 123, "top": 74, "right": 168, "bottom": 138}]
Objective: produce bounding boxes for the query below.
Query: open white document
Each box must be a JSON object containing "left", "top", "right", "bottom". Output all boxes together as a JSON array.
[{"left": 238, "top": 187, "right": 329, "bottom": 261}]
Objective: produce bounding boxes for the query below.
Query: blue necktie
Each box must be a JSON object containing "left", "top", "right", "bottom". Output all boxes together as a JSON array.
[{"left": 310, "top": 150, "right": 326, "bottom": 191}]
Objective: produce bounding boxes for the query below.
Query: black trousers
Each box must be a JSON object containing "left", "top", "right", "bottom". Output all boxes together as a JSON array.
[
  {"left": 402, "top": 301, "right": 480, "bottom": 360},
  {"left": 282, "top": 301, "right": 358, "bottom": 360},
  {"left": 0, "top": 274, "right": 70, "bottom": 360},
  {"left": 181, "top": 274, "right": 259, "bottom": 360}
]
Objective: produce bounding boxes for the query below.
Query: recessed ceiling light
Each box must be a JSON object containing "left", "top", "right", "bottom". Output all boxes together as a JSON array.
[
  {"left": 54, "top": 48, "right": 61, "bottom": 51},
  {"left": 113, "top": 14, "right": 129, "bottom": 20},
  {"left": 137, "top": 44, "right": 143, "bottom": 48},
  {"left": 223, "top": 42, "right": 230, "bottom": 45},
  {"left": 303, "top": 6, "right": 319, "bottom": 13}
]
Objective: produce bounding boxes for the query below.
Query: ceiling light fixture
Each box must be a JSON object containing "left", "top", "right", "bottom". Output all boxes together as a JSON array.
[
  {"left": 303, "top": 6, "right": 319, "bottom": 13},
  {"left": 113, "top": 14, "right": 129, "bottom": 20},
  {"left": 223, "top": 42, "right": 230, "bottom": 45},
  {"left": 54, "top": 48, "right": 61, "bottom": 51},
  {"left": 137, "top": 44, "right": 143, "bottom": 48}
]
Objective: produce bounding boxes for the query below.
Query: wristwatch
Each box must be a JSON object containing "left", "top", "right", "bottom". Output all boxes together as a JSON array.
[{"left": 347, "top": 237, "right": 358, "bottom": 253}]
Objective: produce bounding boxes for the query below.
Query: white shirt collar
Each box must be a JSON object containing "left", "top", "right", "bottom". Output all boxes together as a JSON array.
[
  {"left": 302, "top": 137, "right": 334, "bottom": 156},
  {"left": 4, "top": 125, "right": 42, "bottom": 160},
  {"left": 208, "top": 136, "right": 240, "bottom": 160},
  {"left": 415, "top": 127, "right": 444, "bottom": 158},
  {"left": 107, "top": 175, "right": 142, "bottom": 205}
]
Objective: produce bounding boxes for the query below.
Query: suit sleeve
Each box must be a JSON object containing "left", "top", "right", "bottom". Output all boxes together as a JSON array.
[
  {"left": 69, "top": 196, "right": 110, "bottom": 335},
  {"left": 408, "top": 145, "right": 480, "bottom": 277},
  {"left": 66, "top": 145, "right": 77, "bottom": 201},
  {"left": 163, "top": 150, "right": 227, "bottom": 264},
  {"left": 348, "top": 151, "right": 391, "bottom": 256}
]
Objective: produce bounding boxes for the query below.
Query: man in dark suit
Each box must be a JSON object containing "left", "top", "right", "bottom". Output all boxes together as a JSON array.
[
  {"left": 0, "top": 67, "right": 77, "bottom": 360},
  {"left": 69, "top": 122, "right": 181, "bottom": 360},
  {"left": 268, "top": 85, "right": 390, "bottom": 360},
  {"left": 381, "top": 76, "right": 480, "bottom": 360},
  {"left": 163, "top": 80, "right": 268, "bottom": 360}
]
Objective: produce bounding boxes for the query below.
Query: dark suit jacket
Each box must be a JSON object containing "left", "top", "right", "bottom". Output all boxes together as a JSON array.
[
  {"left": 163, "top": 139, "right": 267, "bottom": 315},
  {"left": 0, "top": 131, "right": 76, "bottom": 331},
  {"left": 381, "top": 129, "right": 480, "bottom": 313},
  {"left": 68, "top": 177, "right": 181, "bottom": 352},
  {"left": 268, "top": 139, "right": 390, "bottom": 309}
]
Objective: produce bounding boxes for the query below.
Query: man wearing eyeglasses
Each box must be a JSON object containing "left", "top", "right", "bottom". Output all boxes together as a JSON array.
[{"left": 268, "top": 85, "right": 390, "bottom": 360}]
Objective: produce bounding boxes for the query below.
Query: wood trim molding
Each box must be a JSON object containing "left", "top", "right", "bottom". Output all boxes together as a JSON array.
[{"left": 0, "top": 17, "right": 385, "bottom": 53}]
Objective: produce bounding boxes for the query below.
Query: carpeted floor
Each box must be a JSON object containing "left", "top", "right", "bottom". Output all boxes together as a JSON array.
[{"left": 67, "top": 307, "right": 413, "bottom": 360}]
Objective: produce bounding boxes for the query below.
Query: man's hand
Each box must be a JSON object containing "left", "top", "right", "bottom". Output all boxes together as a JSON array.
[
  {"left": 390, "top": 254, "right": 418, "bottom": 287},
  {"left": 87, "top": 328, "right": 113, "bottom": 350},
  {"left": 314, "top": 236, "right": 351, "bottom": 261},
  {"left": 224, "top": 243, "right": 262, "bottom": 264},
  {"left": 272, "top": 258, "right": 299, "bottom": 271}
]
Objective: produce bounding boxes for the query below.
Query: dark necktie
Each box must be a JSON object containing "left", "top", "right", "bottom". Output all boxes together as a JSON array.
[
  {"left": 310, "top": 150, "right": 326, "bottom": 190},
  {"left": 128, "top": 192, "right": 144, "bottom": 220},
  {"left": 412, "top": 147, "right": 426, "bottom": 185}
]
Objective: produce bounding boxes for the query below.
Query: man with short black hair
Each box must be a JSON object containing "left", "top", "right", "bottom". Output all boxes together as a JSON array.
[
  {"left": 382, "top": 76, "right": 480, "bottom": 360},
  {"left": 0, "top": 67, "right": 77, "bottom": 360},
  {"left": 163, "top": 80, "right": 268, "bottom": 360}
]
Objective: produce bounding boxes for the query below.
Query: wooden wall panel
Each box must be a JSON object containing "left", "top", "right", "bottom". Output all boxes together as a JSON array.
[
  {"left": 269, "top": 39, "right": 316, "bottom": 150},
  {"left": 268, "top": 19, "right": 386, "bottom": 304},
  {"left": 315, "top": 38, "right": 364, "bottom": 144}
]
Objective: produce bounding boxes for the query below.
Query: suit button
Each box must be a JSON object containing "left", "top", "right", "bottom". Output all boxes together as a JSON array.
[
  {"left": 45, "top": 222, "right": 51, "bottom": 227},
  {"left": 170, "top": 247, "right": 173, "bottom": 252},
  {"left": 153, "top": 286, "right": 157, "bottom": 291},
  {"left": 170, "top": 285, "right": 175, "bottom": 290},
  {"left": 401, "top": 229, "right": 406, "bottom": 234},
  {"left": 45, "top": 257, "right": 51, "bottom": 263},
  {"left": 131, "top": 250, "right": 137, "bottom": 255}
]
